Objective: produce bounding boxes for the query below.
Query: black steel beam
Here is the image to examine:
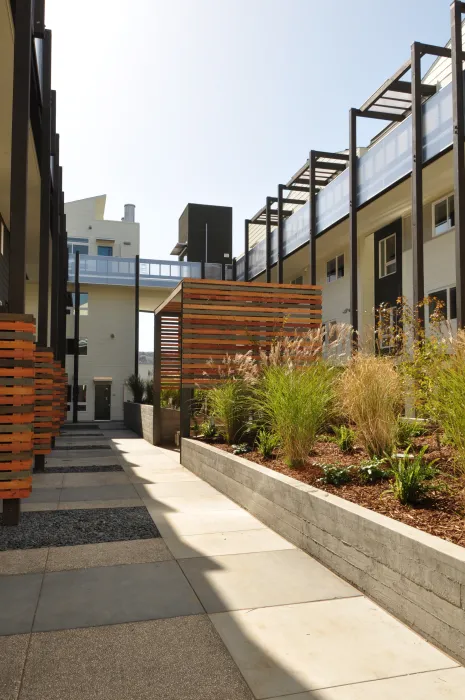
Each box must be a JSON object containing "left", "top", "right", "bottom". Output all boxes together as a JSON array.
[
  {"left": 286, "top": 185, "right": 310, "bottom": 193},
  {"left": 266, "top": 196, "right": 272, "bottom": 283},
  {"left": 134, "top": 254, "right": 140, "bottom": 376},
  {"left": 349, "top": 109, "right": 358, "bottom": 340},
  {"left": 360, "top": 109, "right": 405, "bottom": 122},
  {"left": 244, "top": 219, "right": 250, "bottom": 282},
  {"left": 153, "top": 312, "right": 161, "bottom": 445},
  {"left": 8, "top": 0, "right": 32, "bottom": 315},
  {"left": 411, "top": 42, "right": 425, "bottom": 327},
  {"left": 452, "top": 0, "right": 465, "bottom": 328},
  {"left": 232, "top": 258, "right": 237, "bottom": 281},
  {"left": 72, "top": 251, "right": 80, "bottom": 423},
  {"left": 282, "top": 197, "right": 306, "bottom": 206},
  {"left": 417, "top": 42, "right": 451, "bottom": 59},
  {"left": 313, "top": 150, "right": 350, "bottom": 161},
  {"left": 277, "top": 185, "right": 284, "bottom": 283},
  {"left": 313, "top": 161, "right": 347, "bottom": 171},
  {"left": 309, "top": 150, "right": 317, "bottom": 285},
  {"left": 360, "top": 58, "right": 411, "bottom": 112},
  {"left": 37, "top": 29, "right": 52, "bottom": 346}
]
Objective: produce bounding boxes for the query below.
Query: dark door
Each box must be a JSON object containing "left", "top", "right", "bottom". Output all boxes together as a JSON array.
[
  {"left": 94, "top": 383, "right": 111, "bottom": 420},
  {"left": 374, "top": 218, "right": 402, "bottom": 351}
]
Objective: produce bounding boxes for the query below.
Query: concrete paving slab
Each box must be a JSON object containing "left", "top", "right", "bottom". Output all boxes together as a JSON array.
[
  {"left": 58, "top": 483, "right": 139, "bottom": 502},
  {"left": 33, "top": 561, "right": 203, "bottom": 632},
  {"left": 27, "top": 487, "right": 60, "bottom": 504},
  {"left": 165, "top": 528, "right": 295, "bottom": 559},
  {"left": 20, "top": 616, "right": 254, "bottom": 700},
  {"left": 58, "top": 498, "right": 142, "bottom": 510},
  {"left": 0, "top": 548, "right": 48, "bottom": 575},
  {"left": 180, "top": 549, "right": 359, "bottom": 613},
  {"left": 0, "top": 573, "right": 43, "bottom": 635},
  {"left": 144, "top": 494, "right": 242, "bottom": 514},
  {"left": 61, "top": 472, "right": 130, "bottom": 487},
  {"left": 0, "top": 634, "right": 30, "bottom": 700},
  {"left": 32, "top": 473, "right": 64, "bottom": 489},
  {"left": 51, "top": 449, "right": 113, "bottom": 459},
  {"left": 268, "top": 667, "right": 465, "bottom": 699},
  {"left": 135, "top": 480, "right": 223, "bottom": 502},
  {"left": 46, "top": 539, "right": 172, "bottom": 572},
  {"left": 126, "top": 466, "right": 201, "bottom": 484},
  {"left": 22, "top": 502, "right": 58, "bottom": 512},
  {"left": 210, "top": 598, "right": 458, "bottom": 699},
  {"left": 46, "top": 456, "right": 123, "bottom": 468},
  {"left": 149, "top": 509, "right": 267, "bottom": 537}
]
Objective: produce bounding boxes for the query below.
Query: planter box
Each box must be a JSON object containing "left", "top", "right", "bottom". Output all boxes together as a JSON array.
[
  {"left": 123, "top": 402, "right": 179, "bottom": 444},
  {"left": 182, "top": 438, "right": 465, "bottom": 664}
]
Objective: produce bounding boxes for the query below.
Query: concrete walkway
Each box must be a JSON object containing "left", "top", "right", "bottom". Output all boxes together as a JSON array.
[{"left": 0, "top": 424, "right": 464, "bottom": 699}]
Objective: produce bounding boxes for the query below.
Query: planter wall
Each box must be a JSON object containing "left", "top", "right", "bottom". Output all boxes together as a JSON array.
[
  {"left": 182, "top": 438, "right": 465, "bottom": 665},
  {"left": 123, "top": 402, "right": 179, "bottom": 444}
]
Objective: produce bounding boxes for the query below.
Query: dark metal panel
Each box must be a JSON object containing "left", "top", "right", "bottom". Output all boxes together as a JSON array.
[
  {"left": 58, "top": 191, "right": 67, "bottom": 364},
  {"left": 153, "top": 313, "right": 162, "bottom": 445},
  {"left": 135, "top": 254, "right": 140, "bottom": 376},
  {"left": 349, "top": 109, "right": 358, "bottom": 338},
  {"left": 8, "top": 0, "right": 33, "bottom": 313},
  {"left": 277, "top": 185, "right": 284, "bottom": 283},
  {"left": 33, "top": 0, "right": 45, "bottom": 37},
  {"left": 265, "top": 197, "right": 272, "bottom": 283},
  {"left": 50, "top": 133, "right": 60, "bottom": 354},
  {"left": 411, "top": 42, "right": 425, "bottom": 326},
  {"left": 72, "top": 251, "right": 80, "bottom": 423},
  {"left": 37, "top": 30, "right": 52, "bottom": 346},
  {"left": 309, "top": 151, "right": 317, "bottom": 285},
  {"left": 244, "top": 219, "right": 250, "bottom": 282},
  {"left": 451, "top": 0, "right": 465, "bottom": 328}
]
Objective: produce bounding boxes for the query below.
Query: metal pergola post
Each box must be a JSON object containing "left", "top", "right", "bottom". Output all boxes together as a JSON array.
[
  {"left": 451, "top": 0, "right": 465, "bottom": 328},
  {"left": 277, "top": 185, "right": 284, "bottom": 283},
  {"left": 134, "top": 254, "right": 140, "bottom": 376},
  {"left": 58, "top": 190, "right": 67, "bottom": 365},
  {"left": 309, "top": 150, "right": 317, "bottom": 285},
  {"left": 244, "top": 219, "right": 250, "bottom": 282},
  {"left": 72, "top": 251, "right": 80, "bottom": 423},
  {"left": 153, "top": 312, "right": 162, "bottom": 445},
  {"left": 349, "top": 109, "right": 358, "bottom": 339},
  {"left": 265, "top": 197, "right": 272, "bottom": 283},
  {"left": 411, "top": 42, "right": 425, "bottom": 327},
  {"left": 50, "top": 132, "right": 60, "bottom": 356}
]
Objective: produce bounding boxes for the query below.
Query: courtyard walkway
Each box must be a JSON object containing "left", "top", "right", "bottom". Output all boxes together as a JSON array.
[{"left": 0, "top": 423, "right": 464, "bottom": 699}]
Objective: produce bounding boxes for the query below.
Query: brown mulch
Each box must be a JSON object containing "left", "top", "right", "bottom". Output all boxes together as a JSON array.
[{"left": 205, "top": 436, "right": 465, "bottom": 547}]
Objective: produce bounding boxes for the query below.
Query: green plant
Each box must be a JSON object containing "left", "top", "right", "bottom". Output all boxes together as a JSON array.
[
  {"left": 318, "top": 465, "right": 353, "bottom": 486},
  {"left": 338, "top": 354, "right": 402, "bottom": 458},
  {"left": 126, "top": 373, "right": 145, "bottom": 403},
  {"left": 200, "top": 418, "right": 217, "bottom": 440},
  {"left": 396, "top": 418, "right": 428, "bottom": 449},
  {"left": 207, "top": 379, "right": 250, "bottom": 444},
  {"left": 144, "top": 378, "right": 154, "bottom": 405},
  {"left": 385, "top": 447, "right": 438, "bottom": 505},
  {"left": 255, "top": 429, "right": 280, "bottom": 459},
  {"left": 161, "top": 388, "right": 180, "bottom": 408},
  {"left": 254, "top": 362, "right": 335, "bottom": 468},
  {"left": 333, "top": 425, "right": 355, "bottom": 452},
  {"left": 232, "top": 443, "right": 250, "bottom": 455},
  {"left": 358, "top": 457, "right": 390, "bottom": 484}
]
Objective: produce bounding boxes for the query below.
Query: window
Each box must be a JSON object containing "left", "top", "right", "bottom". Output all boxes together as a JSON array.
[
  {"left": 433, "top": 195, "right": 454, "bottom": 237},
  {"left": 67, "top": 384, "right": 87, "bottom": 412},
  {"left": 97, "top": 245, "right": 113, "bottom": 257},
  {"left": 68, "top": 292, "right": 89, "bottom": 316},
  {"left": 379, "top": 234, "right": 396, "bottom": 278},
  {"left": 66, "top": 338, "right": 88, "bottom": 355},
  {"left": 291, "top": 275, "right": 304, "bottom": 285},
  {"left": 326, "top": 254, "right": 344, "bottom": 283},
  {"left": 428, "top": 287, "right": 457, "bottom": 321},
  {"left": 67, "top": 238, "right": 89, "bottom": 256}
]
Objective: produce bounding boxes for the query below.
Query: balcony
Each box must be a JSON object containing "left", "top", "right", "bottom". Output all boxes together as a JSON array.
[
  {"left": 68, "top": 255, "right": 233, "bottom": 287},
  {"left": 238, "top": 75, "right": 458, "bottom": 281}
]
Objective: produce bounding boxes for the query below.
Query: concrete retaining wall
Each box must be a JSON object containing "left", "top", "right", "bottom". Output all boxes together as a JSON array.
[
  {"left": 182, "top": 438, "right": 465, "bottom": 664},
  {"left": 123, "top": 402, "right": 179, "bottom": 444}
]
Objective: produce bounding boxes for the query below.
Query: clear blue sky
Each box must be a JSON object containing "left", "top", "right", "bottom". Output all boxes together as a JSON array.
[{"left": 45, "top": 0, "right": 452, "bottom": 347}]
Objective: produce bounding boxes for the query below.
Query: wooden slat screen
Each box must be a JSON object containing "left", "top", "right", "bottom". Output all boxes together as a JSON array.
[
  {"left": 33, "top": 347, "right": 54, "bottom": 456},
  {"left": 160, "top": 313, "right": 181, "bottom": 390},
  {"left": 180, "top": 279, "right": 322, "bottom": 388}
]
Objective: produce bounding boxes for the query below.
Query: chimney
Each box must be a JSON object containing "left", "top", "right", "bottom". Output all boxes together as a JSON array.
[{"left": 123, "top": 203, "right": 135, "bottom": 223}]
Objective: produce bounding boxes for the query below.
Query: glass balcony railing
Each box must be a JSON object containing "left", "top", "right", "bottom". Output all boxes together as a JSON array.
[
  {"left": 68, "top": 255, "right": 233, "bottom": 287},
  {"left": 238, "top": 76, "right": 459, "bottom": 281}
]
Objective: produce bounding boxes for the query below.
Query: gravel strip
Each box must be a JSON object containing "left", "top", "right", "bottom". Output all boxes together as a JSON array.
[
  {"left": 45, "top": 465, "right": 123, "bottom": 473},
  {"left": 0, "top": 508, "right": 160, "bottom": 550}
]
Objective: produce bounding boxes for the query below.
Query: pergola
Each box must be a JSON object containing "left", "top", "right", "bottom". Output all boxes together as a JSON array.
[{"left": 152, "top": 278, "right": 322, "bottom": 446}]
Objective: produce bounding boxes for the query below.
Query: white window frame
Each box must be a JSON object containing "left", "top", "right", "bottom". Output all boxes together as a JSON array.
[
  {"left": 68, "top": 238, "right": 89, "bottom": 256},
  {"left": 432, "top": 194, "right": 455, "bottom": 238},
  {"left": 427, "top": 286, "right": 457, "bottom": 322},
  {"left": 326, "top": 254, "right": 344, "bottom": 283},
  {"left": 379, "top": 234, "right": 397, "bottom": 279}
]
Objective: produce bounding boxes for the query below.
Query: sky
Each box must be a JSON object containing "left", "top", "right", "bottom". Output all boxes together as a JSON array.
[{"left": 45, "top": 0, "right": 453, "bottom": 349}]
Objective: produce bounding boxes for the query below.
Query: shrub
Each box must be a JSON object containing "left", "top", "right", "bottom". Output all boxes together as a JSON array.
[
  {"left": 144, "top": 378, "right": 154, "bottom": 405},
  {"left": 161, "top": 388, "right": 180, "bottom": 408},
  {"left": 386, "top": 447, "right": 438, "bottom": 505},
  {"left": 396, "top": 418, "right": 428, "bottom": 449},
  {"left": 254, "top": 362, "right": 335, "bottom": 468},
  {"left": 318, "top": 465, "right": 353, "bottom": 486},
  {"left": 338, "top": 354, "right": 402, "bottom": 458},
  {"left": 200, "top": 418, "right": 217, "bottom": 440},
  {"left": 429, "top": 331, "right": 465, "bottom": 473},
  {"left": 208, "top": 379, "right": 249, "bottom": 444},
  {"left": 358, "top": 457, "right": 390, "bottom": 484},
  {"left": 333, "top": 425, "right": 355, "bottom": 452},
  {"left": 126, "top": 373, "right": 145, "bottom": 403},
  {"left": 255, "top": 429, "right": 280, "bottom": 459}
]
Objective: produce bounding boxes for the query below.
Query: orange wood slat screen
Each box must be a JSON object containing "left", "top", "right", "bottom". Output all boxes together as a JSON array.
[
  {"left": 0, "top": 313, "right": 36, "bottom": 499},
  {"left": 160, "top": 313, "right": 181, "bottom": 390},
  {"left": 33, "top": 347, "right": 55, "bottom": 456}
]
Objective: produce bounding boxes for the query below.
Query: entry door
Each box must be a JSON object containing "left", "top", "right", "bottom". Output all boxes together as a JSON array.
[{"left": 94, "top": 383, "right": 111, "bottom": 420}]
